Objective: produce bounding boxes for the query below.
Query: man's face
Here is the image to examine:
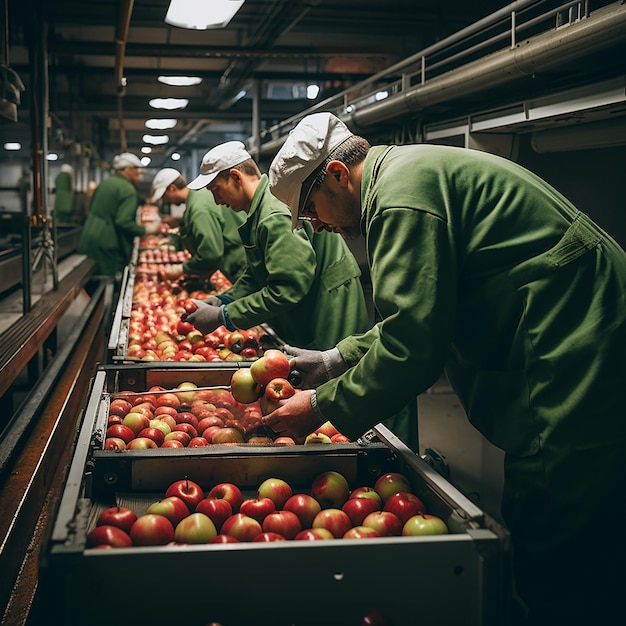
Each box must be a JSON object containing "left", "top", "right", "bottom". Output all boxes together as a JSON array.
[
  {"left": 124, "top": 166, "right": 141, "bottom": 186},
  {"left": 207, "top": 173, "right": 244, "bottom": 211}
]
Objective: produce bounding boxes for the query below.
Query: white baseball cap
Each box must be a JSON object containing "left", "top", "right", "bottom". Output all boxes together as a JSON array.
[
  {"left": 151, "top": 168, "right": 181, "bottom": 202},
  {"left": 112, "top": 152, "right": 142, "bottom": 169},
  {"left": 188, "top": 141, "right": 252, "bottom": 190},
  {"left": 269, "top": 112, "right": 353, "bottom": 227}
]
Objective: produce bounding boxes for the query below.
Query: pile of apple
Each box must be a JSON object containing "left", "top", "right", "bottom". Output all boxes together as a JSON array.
[
  {"left": 87, "top": 470, "right": 449, "bottom": 548},
  {"left": 230, "top": 349, "right": 350, "bottom": 444}
]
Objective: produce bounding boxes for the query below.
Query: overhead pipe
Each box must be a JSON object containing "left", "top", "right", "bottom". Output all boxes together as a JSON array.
[{"left": 115, "top": 0, "right": 134, "bottom": 152}]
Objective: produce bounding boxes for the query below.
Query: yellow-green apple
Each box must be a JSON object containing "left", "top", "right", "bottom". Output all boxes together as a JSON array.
[
  {"left": 207, "top": 482, "right": 243, "bottom": 513},
  {"left": 126, "top": 437, "right": 158, "bottom": 450},
  {"left": 104, "top": 437, "right": 126, "bottom": 450},
  {"left": 175, "top": 381, "right": 198, "bottom": 404},
  {"left": 283, "top": 493, "right": 321, "bottom": 529},
  {"left": 311, "top": 508, "right": 352, "bottom": 538},
  {"left": 96, "top": 505, "right": 137, "bottom": 533},
  {"left": 310, "top": 471, "right": 350, "bottom": 508},
  {"left": 165, "top": 478, "right": 205, "bottom": 511},
  {"left": 383, "top": 492, "right": 425, "bottom": 524},
  {"left": 315, "top": 421, "right": 339, "bottom": 438},
  {"left": 150, "top": 416, "right": 174, "bottom": 434},
  {"left": 129, "top": 514, "right": 175, "bottom": 546},
  {"left": 164, "top": 430, "right": 191, "bottom": 446},
  {"left": 343, "top": 526, "right": 382, "bottom": 539},
  {"left": 341, "top": 496, "right": 381, "bottom": 526},
  {"left": 220, "top": 513, "right": 262, "bottom": 541},
  {"left": 249, "top": 349, "right": 290, "bottom": 385},
  {"left": 122, "top": 412, "right": 150, "bottom": 435},
  {"left": 261, "top": 510, "right": 302, "bottom": 540},
  {"left": 257, "top": 477, "right": 293, "bottom": 509},
  {"left": 349, "top": 486, "right": 383, "bottom": 507},
  {"left": 87, "top": 525, "right": 133, "bottom": 548},
  {"left": 195, "top": 497, "right": 232, "bottom": 531},
  {"left": 147, "top": 496, "right": 190, "bottom": 526},
  {"left": 240, "top": 497, "right": 276, "bottom": 523},
  {"left": 174, "top": 512, "right": 217, "bottom": 544},
  {"left": 137, "top": 427, "right": 165, "bottom": 446},
  {"left": 130, "top": 402, "right": 155, "bottom": 418},
  {"left": 294, "top": 528, "right": 334, "bottom": 541},
  {"left": 362, "top": 511, "right": 402, "bottom": 536},
  {"left": 374, "top": 472, "right": 412, "bottom": 503},
  {"left": 211, "top": 427, "right": 245, "bottom": 444},
  {"left": 402, "top": 514, "right": 449, "bottom": 536},
  {"left": 304, "top": 432, "right": 332, "bottom": 445},
  {"left": 230, "top": 368, "right": 262, "bottom": 404},
  {"left": 253, "top": 532, "right": 286, "bottom": 542}
]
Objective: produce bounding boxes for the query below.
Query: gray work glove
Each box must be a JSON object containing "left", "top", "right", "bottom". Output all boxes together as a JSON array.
[
  {"left": 202, "top": 295, "right": 223, "bottom": 307},
  {"left": 186, "top": 299, "right": 225, "bottom": 335},
  {"left": 283, "top": 345, "right": 348, "bottom": 389}
]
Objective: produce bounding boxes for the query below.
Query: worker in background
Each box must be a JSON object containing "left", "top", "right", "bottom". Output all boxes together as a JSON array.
[
  {"left": 149, "top": 168, "right": 247, "bottom": 283},
  {"left": 264, "top": 112, "right": 626, "bottom": 626},
  {"left": 53, "top": 164, "right": 74, "bottom": 224},
  {"left": 78, "top": 153, "right": 160, "bottom": 277},
  {"left": 185, "top": 140, "right": 370, "bottom": 352}
]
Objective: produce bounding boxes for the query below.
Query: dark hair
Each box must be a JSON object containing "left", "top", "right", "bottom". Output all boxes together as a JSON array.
[
  {"left": 312, "top": 135, "right": 370, "bottom": 188},
  {"left": 172, "top": 176, "right": 187, "bottom": 190},
  {"left": 215, "top": 158, "right": 261, "bottom": 181}
]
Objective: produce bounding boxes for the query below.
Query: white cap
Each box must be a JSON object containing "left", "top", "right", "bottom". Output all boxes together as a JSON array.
[
  {"left": 61, "top": 164, "right": 74, "bottom": 175},
  {"left": 151, "top": 168, "right": 181, "bottom": 202},
  {"left": 269, "top": 112, "right": 353, "bottom": 227},
  {"left": 112, "top": 153, "right": 142, "bottom": 169},
  {"left": 188, "top": 141, "right": 252, "bottom": 190}
]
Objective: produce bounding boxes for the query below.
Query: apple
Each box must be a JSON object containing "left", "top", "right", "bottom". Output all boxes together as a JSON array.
[
  {"left": 125, "top": 437, "right": 158, "bottom": 450},
  {"left": 173, "top": 422, "right": 199, "bottom": 438},
  {"left": 294, "top": 528, "right": 335, "bottom": 541},
  {"left": 341, "top": 496, "right": 381, "bottom": 526},
  {"left": 174, "top": 512, "right": 217, "bottom": 544},
  {"left": 315, "top": 421, "right": 339, "bottom": 438},
  {"left": 155, "top": 393, "right": 181, "bottom": 409},
  {"left": 274, "top": 436, "right": 296, "bottom": 446},
  {"left": 383, "top": 492, "right": 426, "bottom": 524},
  {"left": 349, "top": 487, "right": 383, "bottom": 507},
  {"left": 147, "top": 496, "right": 190, "bottom": 526},
  {"left": 149, "top": 418, "right": 173, "bottom": 437},
  {"left": 257, "top": 477, "right": 293, "bottom": 510},
  {"left": 129, "top": 514, "right": 175, "bottom": 546},
  {"left": 402, "top": 514, "right": 449, "bottom": 536},
  {"left": 209, "top": 534, "right": 240, "bottom": 544},
  {"left": 122, "top": 412, "right": 150, "bottom": 435},
  {"left": 343, "top": 526, "right": 382, "bottom": 539},
  {"left": 174, "top": 411, "right": 200, "bottom": 430},
  {"left": 161, "top": 439, "right": 184, "bottom": 448},
  {"left": 283, "top": 493, "right": 321, "bottom": 529},
  {"left": 374, "top": 472, "right": 412, "bottom": 503},
  {"left": 207, "top": 482, "right": 243, "bottom": 513},
  {"left": 187, "top": 436, "right": 209, "bottom": 447},
  {"left": 197, "top": 416, "right": 224, "bottom": 432},
  {"left": 253, "top": 532, "right": 286, "bottom": 542},
  {"left": 104, "top": 437, "right": 126, "bottom": 451},
  {"left": 246, "top": 435, "right": 274, "bottom": 445},
  {"left": 165, "top": 478, "right": 205, "bottom": 511},
  {"left": 304, "top": 432, "right": 332, "bottom": 445},
  {"left": 202, "top": 425, "right": 224, "bottom": 443},
  {"left": 312, "top": 509, "right": 353, "bottom": 538},
  {"left": 220, "top": 513, "right": 262, "bottom": 542},
  {"left": 261, "top": 510, "right": 302, "bottom": 540},
  {"left": 109, "top": 398, "right": 132, "bottom": 416},
  {"left": 230, "top": 368, "right": 262, "bottom": 404},
  {"left": 249, "top": 349, "right": 290, "bottom": 385},
  {"left": 155, "top": 405, "right": 178, "bottom": 418},
  {"left": 239, "top": 497, "right": 276, "bottom": 524},
  {"left": 87, "top": 525, "right": 133, "bottom": 548},
  {"left": 137, "top": 427, "right": 166, "bottom": 447},
  {"left": 361, "top": 511, "right": 402, "bottom": 537},
  {"left": 164, "top": 431, "right": 191, "bottom": 446},
  {"left": 211, "top": 427, "right": 245, "bottom": 445},
  {"left": 310, "top": 471, "right": 350, "bottom": 509},
  {"left": 96, "top": 505, "right": 137, "bottom": 533},
  {"left": 330, "top": 433, "right": 351, "bottom": 443},
  {"left": 264, "top": 377, "right": 295, "bottom": 401},
  {"left": 195, "top": 497, "right": 233, "bottom": 531},
  {"left": 107, "top": 414, "right": 123, "bottom": 426}
]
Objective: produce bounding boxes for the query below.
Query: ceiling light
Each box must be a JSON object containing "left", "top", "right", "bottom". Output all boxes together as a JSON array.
[
  {"left": 141, "top": 146, "right": 153, "bottom": 154},
  {"left": 375, "top": 90, "right": 389, "bottom": 101},
  {"left": 165, "top": 0, "right": 244, "bottom": 30},
  {"left": 158, "top": 76, "right": 202, "bottom": 87},
  {"left": 171, "top": 152, "right": 181, "bottom": 161},
  {"left": 4, "top": 142, "right": 21, "bottom": 151},
  {"left": 145, "top": 118, "right": 178, "bottom": 130},
  {"left": 143, "top": 134, "right": 169, "bottom": 145},
  {"left": 141, "top": 156, "right": 151, "bottom": 166},
  {"left": 306, "top": 84, "right": 320, "bottom": 100},
  {"left": 149, "top": 98, "right": 189, "bottom": 110},
  {"left": 47, "top": 153, "right": 59, "bottom": 161}
]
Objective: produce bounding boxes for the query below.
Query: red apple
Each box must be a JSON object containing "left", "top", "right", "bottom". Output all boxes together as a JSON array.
[
  {"left": 174, "top": 512, "right": 217, "bottom": 544},
  {"left": 126, "top": 437, "right": 158, "bottom": 450},
  {"left": 330, "top": 433, "right": 351, "bottom": 443},
  {"left": 361, "top": 511, "right": 402, "bottom": 536},
  {"left": 294, "top": 528, "right": 334, "bottom": 541},
  {"left": 195, "top": 497, "right": 233, "bottom": 531},
  {"left": 283, "top": 493, "right": 321, "bottom": 529},
  {"left": 104, "top": 437, "right": 126, "bottom": 451},
  {"left": 349, "top": 486, "right": 383, "bottom": 507},
  {"left": 374, "top": 472, "right": 412, "bottom": 503},
  {"left": 96, "top": 505, "right": 137, "bottom": 533},
  {"left": 402, "top": 514, "right": 449, "bottom": 536},
  {"left": 253, "top": 532, "right": 286, "bottom": 542},
  {"left": 147, "top": 496, "right": 190, "bottom": 526},
  {"left": 211, "top": 427, "right": 245, "bottom": 445},
  {"left": 109, "top": 398, "right": 132, "bottom": 416},
  {"left": 201, "top": 425, "right": 224, "bottom": 443},
  {"left": 257, "top": 477, "right": 293, "bottom": 510},
  {"left": 122, "top": 412, "right": 151, "bottom": 435},
  {"left": 240, "top": 497, "right": 276, "bottom": 524},
  {"left": 274, "top": 436, "right": 296, "bottom": 446},
  {"left": 343, "top": 526, "right": 382, "bottom": 539},
  {"left": 312, "top": 508, "right": 353, "bottom": 538},
  {"left": 209, "top": 534, "right": 240, "bottom": 544},
  {"left": 87, "top": 525, "right": 133, "bottom": 548},
  {"left": 155, "top": 405, "right": 178, "bottom": 418},
  {"left": 383, "top": 491, "right": 426, "bottom": 524},
  {"left": 165, "top": 478, "right": 205, "bottom": 511},
  {"left": 264, "top": 377, "right": 295, "bottom": 401},
  {"left": 310, "top": 471, "right": 350, "bottom": 509},
  {"left": 220, "top": 513, "right": 262, "bottom": 542},
  {"left": 315, "top": 420, "right": 339, "bottom": 438},
  {"left": 230, "top": 368, "right": 262, "bottom": 404},
  {"left": 174, "top": 411, "right": 199, "bottom": 428},
  {"left": 342, "top": 496, "right": 381, "bottom": 526},
  {"left": 161, "top": 439, "right": 184, "bottom": 448},
  {"left": 155, "top": 393, "right": 181, "bottom": 409},
  {"left": 129, "top": 514, "right": 175, "bottom": 546},
  {"left": 137, "top": 427, "right": 166, "bottom": 447},
  {"left": 107, "top": 414, "right": 123, "bottom": 426},
  {"left": 261, "top": 510, "right": 302, "bottom": 540},
  {"left": 164, "top": 431, "right": 191, "bottom": 446},
  {"left": 249, "top": 349, "right": 290, "bottom": 385},
  {"left": 173, "top": 422, "right": 199, "bottom": 438},
  {"left": 207, "top": 482, "right": 243, "bottom": 513},
  {"left": 197, "top": 416, "right": 224, "bottom": 432}
]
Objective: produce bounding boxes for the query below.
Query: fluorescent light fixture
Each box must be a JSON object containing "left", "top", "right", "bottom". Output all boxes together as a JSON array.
[
  {"left": 141, "top": 146, "right": 153, "bottom": 154},
  {"left": 306, "top": 84, "right": 320, "bottom": 100},
  {"left": 375, "top": 90, "right": 389, "bottom": 101},
  {"left": 47, "top": 153, "right": 59, "bottom": 161},
  {"left": 141, "top": 156, "right": 151, "bottom": 166},
  {"left": 171, "top": 152, "right": 181, "bottom": 161},
  {"left": 145, "top": 118, "right": 178, "bottom": 130},
  {"left": 149, "top": 97, "right": 189, "bottom": 110},
  {"left": 143, "top": 134, "right": 170, "bottom": 145},
  {"left": 158, "top": 76, "right": 202, "bottom": 87},
  {"left": 165, "top": 0, "right": 244, "bottom": 30},
  {"left": 4, "top": 142, "right": 21, "bottom": 150}
]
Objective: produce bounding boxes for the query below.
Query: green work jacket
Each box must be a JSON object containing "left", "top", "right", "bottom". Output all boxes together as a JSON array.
[
  {"left": 174, "top": 188, "right": 247, "bottom": 283},
  {"left": 220, "top": 175, "right": 369, "bottom": 349},
  {"left": 54, "top": 171, "right": 73, "bottom": 223},
  {"left": 77, "top": 173, "right": 143, "bottom": 276}
]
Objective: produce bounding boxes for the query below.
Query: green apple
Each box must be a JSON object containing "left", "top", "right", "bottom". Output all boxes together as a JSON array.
[{"left": 402, "top": 514, "right": 449, "bottom": 536}]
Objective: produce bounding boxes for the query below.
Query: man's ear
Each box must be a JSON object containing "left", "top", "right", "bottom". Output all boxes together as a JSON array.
[
  {"left": 229, "top": 168, "right": 244, "bottom": 186},
  {"left": 326, "top": 160, "right": 350, "bottom": 187}
]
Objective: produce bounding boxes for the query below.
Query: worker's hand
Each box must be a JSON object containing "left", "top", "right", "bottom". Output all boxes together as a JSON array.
[
  {"left": 262, "top": 390, "right": 324, "bottom": 441},
  {"left": 186, "top": 300, "right": 225, "bottom": 334},
  {"left": 163, "top": 263, "right": 184, "bottom": 280},
  {"left": 283, "top": 345, "right": 348, "bottom": 389},
  {"left": 202, "top": 295, "right": 223, "bottom": 307}
]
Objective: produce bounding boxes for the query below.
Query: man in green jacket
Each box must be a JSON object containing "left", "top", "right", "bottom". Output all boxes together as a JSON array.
[
  {"left": 149, "top": 168, "right": 247, "bottom": 283},
  {"left": 265, "top": 112, "right": 626, "bottom": 625},
  {"left": 78, "top": 153, "right": 160, "bottom": 277},
  {"left": 185, "top": 140, "right": 369, "bottom": 352}
]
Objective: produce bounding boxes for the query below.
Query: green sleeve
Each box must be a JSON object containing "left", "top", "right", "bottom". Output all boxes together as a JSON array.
[
  {"left": 114, "top": 185, "right": 144, "bottom": 238},
  {"left": 181, "top": 205, "right": 225, "bottom": 276}
]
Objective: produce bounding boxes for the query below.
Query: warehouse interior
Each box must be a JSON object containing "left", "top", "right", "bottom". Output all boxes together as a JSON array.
[{"left": 1, "top": 0, "right": 626, "bottom": 624}]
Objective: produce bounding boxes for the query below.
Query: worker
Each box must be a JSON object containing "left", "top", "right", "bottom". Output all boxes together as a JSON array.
[
  {"left": 265, "top": 112, "right": 626, "bottom": 626},
  {"left": 184, "top": 140, "right": 370, "bottom": 352},
  {"left": 78, "top": 153, "right": 160, "bottom": 277},
  {"left": 149, "top": 168, "right": 247, "bottom": 283},
  {"left": 53, "top": 164, "right": 74, "bottom": 224}
]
